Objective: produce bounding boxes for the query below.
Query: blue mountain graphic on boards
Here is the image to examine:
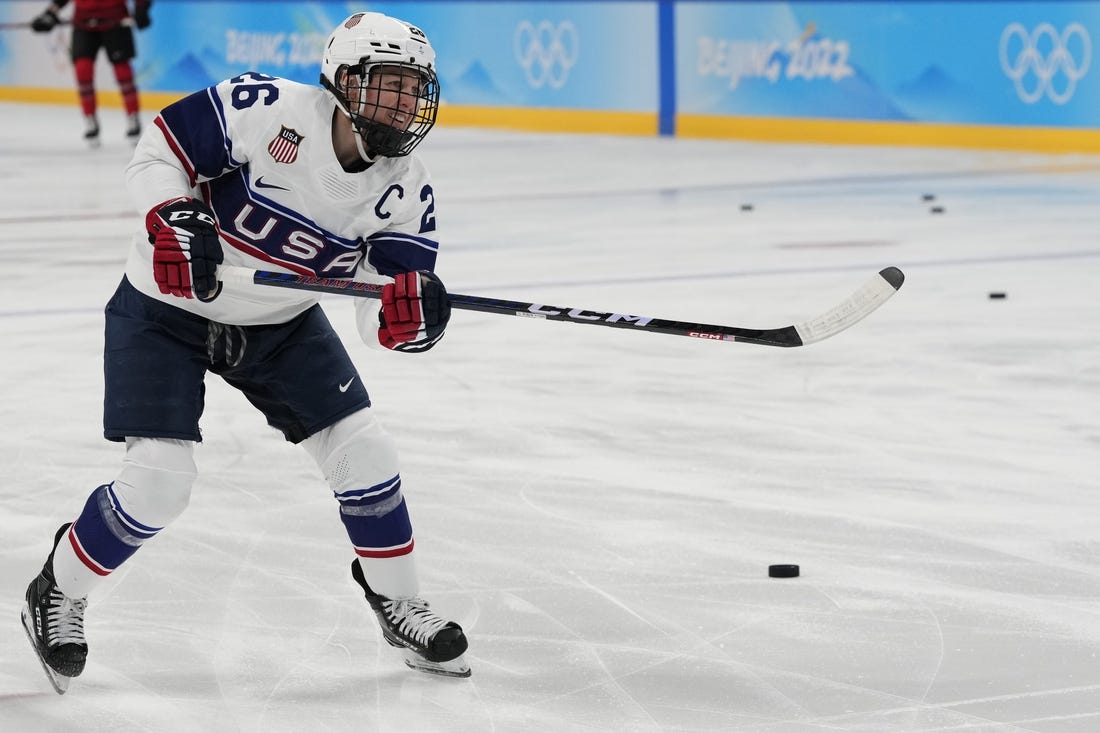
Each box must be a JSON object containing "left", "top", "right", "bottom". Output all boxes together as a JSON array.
[
  {"left": 445, "top": 59, "right": 511, "bottom": 105},
  {"left": 893, "top": 65, "right": 980, "bottom": 122}
]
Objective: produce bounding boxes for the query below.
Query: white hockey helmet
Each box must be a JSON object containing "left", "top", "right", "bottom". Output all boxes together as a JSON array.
[{"left": 320, "top": 12, "right": 440, "bottom": 157}]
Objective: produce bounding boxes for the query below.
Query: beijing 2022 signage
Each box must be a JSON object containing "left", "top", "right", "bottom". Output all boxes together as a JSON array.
[{"left": 676, "top": 1, "right": 1097, "bottom": 127}]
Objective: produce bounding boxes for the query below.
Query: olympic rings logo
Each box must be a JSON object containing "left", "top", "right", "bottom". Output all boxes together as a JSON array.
[
  {"left": 999, "top": 22, "right": 1091, "bottom": 105},
  {"left": 514, "top": 20, "right": 579, "bottom": 89}
]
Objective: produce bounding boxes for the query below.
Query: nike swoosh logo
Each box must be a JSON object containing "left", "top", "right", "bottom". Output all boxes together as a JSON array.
[
  {"left": 339, "top": 378, "right": 355, "bottom": 392},
  {"left": 255, "top": 176, "right": 290, "bottom": 191}
]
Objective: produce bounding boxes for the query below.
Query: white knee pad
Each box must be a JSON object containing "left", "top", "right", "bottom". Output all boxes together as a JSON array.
[
  {"left": 111, "top": 437, "right": 197, "bottom": 529},
  {"left": 303, "top": 409, "right": 399, "bottom": 492},
  {"left": 305, "top": 410, "right": 418, "bottom": 599}
]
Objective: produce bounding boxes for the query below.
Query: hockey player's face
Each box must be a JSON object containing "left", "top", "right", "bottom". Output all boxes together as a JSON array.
[{"left": 355, "top": 66, "right": 423, "bottom": 132}]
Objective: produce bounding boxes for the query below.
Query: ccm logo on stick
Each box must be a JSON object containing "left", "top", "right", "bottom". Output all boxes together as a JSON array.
[
  {"left": 528, "top": 304, "right": 653, "bottom": 326},
  {"left": 689, "top": 331, "right": 723, "bottom": 340}
]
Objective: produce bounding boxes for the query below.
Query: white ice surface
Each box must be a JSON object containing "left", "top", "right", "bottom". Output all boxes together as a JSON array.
[{"left": 1, "top": 103, "right": 1098, "bottom": 732}]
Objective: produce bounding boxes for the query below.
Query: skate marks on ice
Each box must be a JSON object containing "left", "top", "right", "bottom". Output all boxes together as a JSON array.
[{"left": 493, "top": 465, "right": 1100, "bottom": 731}]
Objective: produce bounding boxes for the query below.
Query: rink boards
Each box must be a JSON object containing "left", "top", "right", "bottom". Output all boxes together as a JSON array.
[{"left": 0, "top": 0, "right": 1097, "bottom": 152}]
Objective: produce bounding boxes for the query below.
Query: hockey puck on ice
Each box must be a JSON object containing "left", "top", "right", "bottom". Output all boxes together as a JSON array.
[
  {"left": 988, "top": 292, "right": 1006, "bottom": 299},
  {"left": 930, "top": 206, "right": 945, "bottom": 214},
  {"left": 921, "top": 193, "right": 936, "bottom": 202},
  {"left": 740, "top": 203, "right": 754, "bottom": 212},
  {"left": 768, "top": 564, "right": 800, "bottom": 578}
]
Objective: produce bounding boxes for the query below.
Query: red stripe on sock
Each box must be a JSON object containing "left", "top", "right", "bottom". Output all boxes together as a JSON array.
[
  {"left": 67, "top": 526, "right": 112, "bottom": 576},
  {"left": 355, "top": 538, "right": 414, "bottom": 559}
]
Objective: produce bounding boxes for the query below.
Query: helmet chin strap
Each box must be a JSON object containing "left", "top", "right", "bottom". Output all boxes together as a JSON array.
[
  {"left": 351, "top": 119, "right": 375, "bottom": 163},
  {"left": 331, "top": 75, "right": 378, "bottom": 165},
  {"left": 340, "top": 101, "right": 377, "bottom": 164}
]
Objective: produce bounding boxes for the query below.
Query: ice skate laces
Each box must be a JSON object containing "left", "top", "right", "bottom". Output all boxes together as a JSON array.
[
  {"left": 382, "top": 597, "right": 450, "bottom": 645},
  {"left": 45, "top": 588, "right": 87, "bottom": 646}
]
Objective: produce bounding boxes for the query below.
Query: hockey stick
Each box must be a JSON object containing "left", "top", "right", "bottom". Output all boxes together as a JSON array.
[
  {"left": 0, "top": 20, "right": 72, "bottom": 30},
  {"left": 209, "top": 265, "right": 903, "bottom": 347},
  {"left": 0, "top": 19, "right": 131, "bottom": 29}
]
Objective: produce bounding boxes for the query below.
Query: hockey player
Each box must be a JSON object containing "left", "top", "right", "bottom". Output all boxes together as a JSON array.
[
  {"left": 21, "top": 11, "right": 470, "bottom": 694},
  {"left": 30, "top": 0, "right": 152, "bottom": 146}
]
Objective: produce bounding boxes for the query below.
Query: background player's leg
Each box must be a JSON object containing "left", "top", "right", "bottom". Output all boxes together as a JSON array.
[
  {"left": 111, "top": 60, "right": 140, "bottom": 141},
  {"left": 72, "top": 57, "right": 98, "bottom": 146},
  {"left": 104, "top": 26, "right": 141, "bottom": 141},
  {"left": 67, "top": 28, "right": 104, "bottom": 147}
]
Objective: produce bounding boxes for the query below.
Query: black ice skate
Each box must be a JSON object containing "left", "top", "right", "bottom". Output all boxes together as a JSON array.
[
  {"left": 83, "top": 115, "right": 100, "bottom": 149},
  {"left": 351, "top": 559, "right": 470, "bottom": 678},
  {"left": 125, "top": 113, "right": 141, "bottom": 143},
  {"left": 21, "top": 523, "right": 88, "bottom": 694}
]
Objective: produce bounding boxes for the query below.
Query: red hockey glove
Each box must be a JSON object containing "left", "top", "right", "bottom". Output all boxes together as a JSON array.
[
  {"left": 145, "top": 197, "right": 223, "bottom": 299},
  {"left": 378, "top": 271, "right": 451, "bottom": 352}
]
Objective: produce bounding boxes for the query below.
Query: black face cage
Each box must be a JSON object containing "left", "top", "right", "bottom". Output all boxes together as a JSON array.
[{"left": 326, "top": 62, "right": 440, "bottom": 158}]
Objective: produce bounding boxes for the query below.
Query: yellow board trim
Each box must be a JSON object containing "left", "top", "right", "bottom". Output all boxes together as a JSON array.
[
  {"left": 677, "top": 114, "right": 1100, "bottom": 154},
  {"left": 438, "top": 105, "right": 658, "bottom": 136},
  {"left": 3, "top": 86, "right": 1096, "bottom": 152},
  {"left": 0, "top": 87, "right": 187, "bottom": 108}
]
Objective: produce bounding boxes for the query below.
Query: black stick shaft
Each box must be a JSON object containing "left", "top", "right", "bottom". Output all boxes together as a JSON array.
[
  {"left": 221, "top": 267, "right": 902, "bottom": 348},
  {"left": 251, "top": 269, "right": 803, "bottom": 346}
]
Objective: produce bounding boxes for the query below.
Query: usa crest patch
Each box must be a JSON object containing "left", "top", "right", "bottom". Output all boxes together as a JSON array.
[{"left": 268, "top": 126, "right": 304, "bottom": 164}]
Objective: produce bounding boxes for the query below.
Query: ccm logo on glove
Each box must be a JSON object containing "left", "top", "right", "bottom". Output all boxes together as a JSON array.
[
  {"left": 145, "top": 197, "right": 224, "bottom": 299},
  {"left": 378, "top": 271, "right": 451, "bottom": 352}
]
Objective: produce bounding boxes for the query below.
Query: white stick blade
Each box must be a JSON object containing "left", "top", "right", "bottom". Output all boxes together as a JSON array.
[{"left": 794, "top": 267, "right": 904, "bottom": 346}]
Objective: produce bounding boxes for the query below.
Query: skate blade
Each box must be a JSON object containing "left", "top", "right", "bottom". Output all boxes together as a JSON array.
[
  {"left": 21, "top": 607, "right": 72, "bottom": 695},
  {"left": 400, "top": 649, "right": 471, "bottom": 679}
]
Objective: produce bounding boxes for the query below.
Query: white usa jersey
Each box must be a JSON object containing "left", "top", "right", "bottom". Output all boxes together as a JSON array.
[{"left": 123, "top": 72, "right": 439, "bottom": 328}]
